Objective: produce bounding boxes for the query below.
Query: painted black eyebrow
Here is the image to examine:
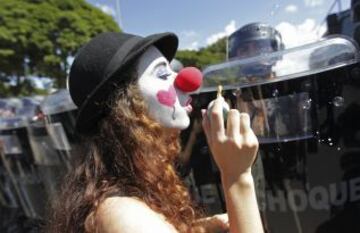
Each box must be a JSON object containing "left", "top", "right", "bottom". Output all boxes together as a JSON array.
[{"left": 151, "top": 61, "right": 168, "bottom": 75}]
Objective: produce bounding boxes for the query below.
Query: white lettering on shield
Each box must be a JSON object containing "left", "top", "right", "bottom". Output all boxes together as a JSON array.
[{"left": 265, "top": 177, "right": 360, "bottom": 212}]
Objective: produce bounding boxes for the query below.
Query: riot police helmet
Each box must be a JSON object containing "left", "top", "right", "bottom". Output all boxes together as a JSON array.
[{"left": 228, "top": 22, "right": 284, "bottom": 59}]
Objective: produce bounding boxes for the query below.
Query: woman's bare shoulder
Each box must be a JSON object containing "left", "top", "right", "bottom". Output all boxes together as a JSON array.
[{"left": 96, "top": 196, "right": 178, "bottom": 233}]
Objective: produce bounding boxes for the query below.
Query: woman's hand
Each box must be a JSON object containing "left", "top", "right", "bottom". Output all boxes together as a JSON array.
[
  {"left": 203, "top": 97, "right": 264, "bottom": 233},
  {"left": 202, "top": 97, "right": 259, "bottom": 181},
  {"left": 195, "top": 213, "right": 229, "bottom": 233}
]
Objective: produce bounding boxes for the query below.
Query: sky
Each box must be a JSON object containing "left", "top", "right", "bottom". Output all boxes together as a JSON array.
[{"left": 87, "top": 0, "right": 352, "bottom": 50}]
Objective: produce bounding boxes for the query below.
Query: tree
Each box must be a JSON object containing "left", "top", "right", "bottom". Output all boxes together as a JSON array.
[
  {"left": 175, "top": 37, "right": 227, "bottom": 70},
  {"left": 0, "top": 0, "right": 120, "bottom": 96}
]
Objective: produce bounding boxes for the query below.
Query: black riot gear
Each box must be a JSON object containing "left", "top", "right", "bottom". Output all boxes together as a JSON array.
[{"left": 228, "top": 22, "right": 284, "bottom": 59}]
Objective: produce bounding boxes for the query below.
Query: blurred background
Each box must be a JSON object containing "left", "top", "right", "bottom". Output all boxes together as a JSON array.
[
  {"left": 1, "top": 0, "right": 360, "bottom": 233},
  {"left": 0, "top": 0, "right": 353, "bottom": 97}
]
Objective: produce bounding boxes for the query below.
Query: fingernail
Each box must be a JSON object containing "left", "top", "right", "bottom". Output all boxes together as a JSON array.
[{"left": 201, "top": 109, "right": 206, "bottom": 117}]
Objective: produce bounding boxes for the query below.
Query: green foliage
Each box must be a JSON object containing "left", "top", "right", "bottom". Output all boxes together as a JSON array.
[
  {"left": 0, "top": 0, "right": 120, "bottom": 96},
  {"left": 0, "top": 77, "right": 49, "bottom": 98},
  {"left": 176, "top": 37, "right": 227, "bottom": 70}
]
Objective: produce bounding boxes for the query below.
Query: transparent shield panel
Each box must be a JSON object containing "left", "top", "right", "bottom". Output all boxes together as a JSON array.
[
  {"left": 27, "top": 125, "right": 61, "bottom": 165},
  {"left": 236, "top": 91, "right": 312, "bottom": 143},
  {"left": 0, "top": 97, "right": 39, "bottom": 131},
  {"left": 201, "top": 36, "right": 360, "bottom": 93},
  {"left": 41, "top": 89, "right": 77, "bottom": 115},
  {"left": 46, "top": 122, "right": 71, "bottom": 151},
  {"left": 0, "top": 135, "right": 23, "bottom": 154},
  {"left": 0, "top": 117, "right": 28, "bottom": 130},
  {"left": 0, "top": 180, "right": 19, "bottom": 208},
  {"left": 199, "top": 36, "right": 360, "bottom": 144}
]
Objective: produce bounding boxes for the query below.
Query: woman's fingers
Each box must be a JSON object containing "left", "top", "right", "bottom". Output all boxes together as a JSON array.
[
  {"left": 210, "top": 98, "right": 226, "bottom": 140},
  {"left": 201, "top": 109, "right": 212, "bottom": 145},
  {"left": 240, "top": 112, "right": 259, "bottom": 148},
  {"left": 226, "top": 109, "right": 240, "bottom": 139},
  {"left": 239, "top": 113, "right": 251, "bottom": 135},
  {"left": 202, "top": 99, "right": 259, "bottom": 176}
]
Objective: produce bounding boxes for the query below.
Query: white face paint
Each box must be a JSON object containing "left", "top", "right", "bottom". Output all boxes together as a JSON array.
[{"left": 137, "top": 46, "right": 192, "bottom": 129}]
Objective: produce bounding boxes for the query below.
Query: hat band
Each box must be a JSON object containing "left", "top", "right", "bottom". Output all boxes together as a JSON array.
[{"left": 103, "top": 36, "right": 143, "bottom": 80}]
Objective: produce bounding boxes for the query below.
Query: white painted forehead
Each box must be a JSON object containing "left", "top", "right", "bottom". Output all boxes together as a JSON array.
[{"left": 136, "top": 46, "right": 166, "bottom": 77}]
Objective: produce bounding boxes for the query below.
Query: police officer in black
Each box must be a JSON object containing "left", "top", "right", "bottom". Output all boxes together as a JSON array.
[{"left": 179, "top": 23, "right": 285, "bottom": 225}]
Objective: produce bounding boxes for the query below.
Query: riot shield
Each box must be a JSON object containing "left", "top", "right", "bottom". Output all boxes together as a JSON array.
[
  {"left": 27, "top": 119, "right": 65, "bottom": 200},
  {"left": 191, "top": 35, "right": 360, "bottom": 233},
  {"left": 40, "top": 89, "right": 78, "bottom": 170},
  {"left": 0, "top": 99, "right": 47, "bottom": 219},
  {"left": 0, "top": 137, "right": 21, "bottom": 209},
  {"left": 201, "top": 36, "right": 358, "bottom": 143}
]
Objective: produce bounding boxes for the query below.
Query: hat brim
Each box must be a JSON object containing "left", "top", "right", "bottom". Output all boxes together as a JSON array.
[{"left": 75, "top": 32, "right": 178, "bottom": 134}]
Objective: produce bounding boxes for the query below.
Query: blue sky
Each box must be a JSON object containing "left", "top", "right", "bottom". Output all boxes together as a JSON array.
[{"left": 90, "top": 0, "right": 351, "bottom": 50}]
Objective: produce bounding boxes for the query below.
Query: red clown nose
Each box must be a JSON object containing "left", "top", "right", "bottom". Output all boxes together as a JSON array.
[{"left": 174, "top": 67, "right": 203, "bottom": 93}]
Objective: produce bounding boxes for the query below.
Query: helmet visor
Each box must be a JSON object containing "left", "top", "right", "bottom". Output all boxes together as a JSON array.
[{"left": 230, "top": 39, "right": 276, "bottom": 59}]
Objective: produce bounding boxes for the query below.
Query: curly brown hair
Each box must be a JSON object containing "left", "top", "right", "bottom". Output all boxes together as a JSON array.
[{"left": 46, "top": 74, "right": 205, "bottom": 233}]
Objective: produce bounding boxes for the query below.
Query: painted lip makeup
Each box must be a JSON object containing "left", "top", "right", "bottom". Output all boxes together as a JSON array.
[{"left": 185, "top": 105, "right": 193, "bottom": 114}]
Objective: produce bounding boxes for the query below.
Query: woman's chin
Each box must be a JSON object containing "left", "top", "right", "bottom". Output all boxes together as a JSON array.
[
  {"left": 174, "top": 117, "right": 190, "bottom": 130},
  {"left": 161, "top": 117, "right": 190, "bottom": 131}
]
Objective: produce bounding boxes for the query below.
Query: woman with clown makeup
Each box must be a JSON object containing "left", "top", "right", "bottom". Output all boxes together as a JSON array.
[{"left": 47, "top": 32, "right": 264, "bottom": 233}]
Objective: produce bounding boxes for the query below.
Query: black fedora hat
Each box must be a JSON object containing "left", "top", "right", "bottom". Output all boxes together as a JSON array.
[{"left": 68, "top": 32, "right": 178, "bottom": 134}]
